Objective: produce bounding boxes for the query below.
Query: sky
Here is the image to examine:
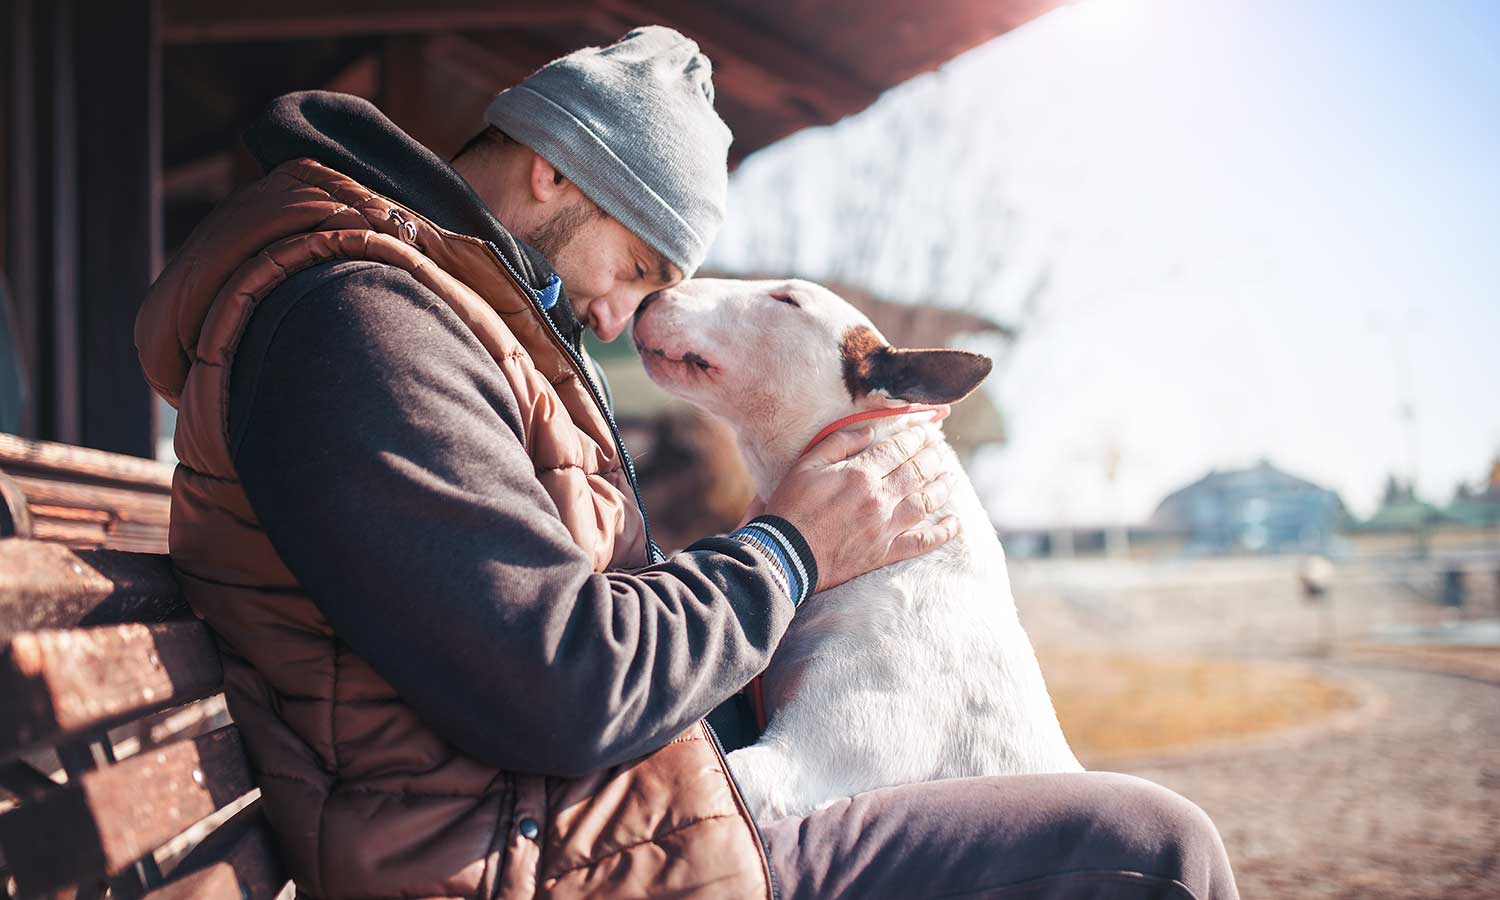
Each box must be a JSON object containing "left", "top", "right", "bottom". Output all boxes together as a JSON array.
[{"left": 706, "top": 0, "right": 1500, "bottom": 527}]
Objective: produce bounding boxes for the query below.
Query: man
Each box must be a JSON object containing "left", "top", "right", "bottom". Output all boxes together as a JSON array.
[{"left": 135, "top": 26, "right": 1237, "bottom": 900}]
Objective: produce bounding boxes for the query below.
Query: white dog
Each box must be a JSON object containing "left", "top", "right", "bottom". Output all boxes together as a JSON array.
[{"left": 632, "top": 278, "right": 1081, "bottom": 822}]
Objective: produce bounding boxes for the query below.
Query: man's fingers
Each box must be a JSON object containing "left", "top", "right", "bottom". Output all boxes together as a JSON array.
[
  {"left": 796, "top": 426, "right": 877, "bottom": 470},
  {"left": 883, "top": 443, "right": 946, "bottom": 492},
  {"left": 886, "top": 515, "right": 961, "bottom": 564},
  {"left": 854, "top": 426, "right": 930, "bottom": 476},
  {"left": 892, "top": 472, "right": 955, "bottom": 530}
]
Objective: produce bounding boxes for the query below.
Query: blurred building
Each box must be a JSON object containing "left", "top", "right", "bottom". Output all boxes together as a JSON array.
[
  {"left": 1148, "top": 460, "right": 1349, "bottom": 555},
  {"left": 1441, "top": 456, "right": 1500, "bottom": 529},
  {"left": 1357, "top": 475, "right": 1445, "bottom": 533},
  {"left": 1344, "top": 457, "right": 1500, "bottom": 559}
]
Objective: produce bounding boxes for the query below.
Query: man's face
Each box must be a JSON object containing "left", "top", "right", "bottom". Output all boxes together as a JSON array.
[{"left": 534, "top": 201, "right": 682, "bottom": 342}]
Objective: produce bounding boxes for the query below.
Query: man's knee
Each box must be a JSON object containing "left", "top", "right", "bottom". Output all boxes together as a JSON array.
[{"left": 1084, "top": 773, "right": 1237, "bottom": 900}]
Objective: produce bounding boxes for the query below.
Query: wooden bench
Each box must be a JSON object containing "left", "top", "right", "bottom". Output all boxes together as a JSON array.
[
  {"left": 1, "top": 434, "right": 290, "bottom": 900},
  {"left": 0, "top": 433, "right": 172, "bottom": 555}
]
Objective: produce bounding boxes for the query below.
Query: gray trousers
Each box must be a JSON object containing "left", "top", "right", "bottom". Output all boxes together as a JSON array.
[{"left": 762, "top": 772, "right": 1239, "bottom": 899}]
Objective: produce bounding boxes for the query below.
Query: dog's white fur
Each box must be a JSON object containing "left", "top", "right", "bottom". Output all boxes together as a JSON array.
[{"left": 632, "top": 278, "right": 1081, "bottom": 822}]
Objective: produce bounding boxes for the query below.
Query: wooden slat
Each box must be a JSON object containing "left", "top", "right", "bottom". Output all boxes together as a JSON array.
[
  {"left": 145, "top": 800, "right": 287, "bottom": 900},
  {"left": 111, "top": 696, "right": 232, "bottom": 767},
  {"left": 29, "top": 516, "right": 110, "bottom": 548},
  {"left": 0, "top": 759, "right": 61, "bottom": 804},
  {"left": 0, "top": 621, "right": 222, "bottom": 761},
  {"left": 16, "top": 477, "right": 171, "bottom": 522},
  {"left": 11, "top": 473, "right": 172, "bottom": 553},
  {"left": 0, "top": 433, "right": 172, "bottom": 491},
  {"left": 0, "top": 469, "right": 32, "bottom": 538},
  {"left": 0, "top": 727, "right": 254, "bottom": 896},
  {"left": 0, "top": 432, "right": 173, "bottom": 551},
  {"left": 0, "top": 541, "right": 189, "bottom": 645}
]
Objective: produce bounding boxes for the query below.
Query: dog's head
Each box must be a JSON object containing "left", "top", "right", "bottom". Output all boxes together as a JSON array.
[{"left": 632, "top": 278, "right": 991, "bottom": 483}]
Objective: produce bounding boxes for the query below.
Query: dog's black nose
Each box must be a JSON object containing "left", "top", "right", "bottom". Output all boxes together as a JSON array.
[{"left": 635, "top": 290, "right": 664, "bottom": 319}]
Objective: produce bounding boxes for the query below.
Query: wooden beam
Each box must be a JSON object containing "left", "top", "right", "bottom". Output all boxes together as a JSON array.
[
  {"left": 426, "top": 33, "right": 542, "bottom": 98},
  {"left": 602, "top": 0, "right": 881, "bottom": 122},
  {"left": 74, "top": 0, "right": 160, "bottom": 458},
  {"left": 162, "top": 0, "right": 591, "bottom": 44},
  {"left": 323, "top": 53, "right": 381, "bottom": 100},
  {"left": 381, "top": 37, "right": 437, "bottom": 151}
]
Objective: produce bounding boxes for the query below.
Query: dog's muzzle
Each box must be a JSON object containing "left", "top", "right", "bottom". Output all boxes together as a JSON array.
[{"left": 634, "top": 290, "right": 664, "bottom": 320}]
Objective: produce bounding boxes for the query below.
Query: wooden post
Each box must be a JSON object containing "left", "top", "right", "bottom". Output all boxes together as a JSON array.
[
  {"left": 3, "top": 0, "right": 158, "bottom": 457},
  {"left": 47, "top": 0, "right": 81, "bottom": 446},
  {"left": 74, "top": 0, "right": 160, "bottom": 458},
  {"left": 4, "top": 0, "right": 82, "bottom": 444},
  {"left": 3, "top": 0, "right": 37, "bottom": 437}
]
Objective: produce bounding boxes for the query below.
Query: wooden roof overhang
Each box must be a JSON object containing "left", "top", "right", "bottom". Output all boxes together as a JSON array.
[
  {"left": 159, "top": 0, "right": 1062, "bottom": 163},
  {"left": 2, "top": 0, "right": 1060, "bottom": 458}
]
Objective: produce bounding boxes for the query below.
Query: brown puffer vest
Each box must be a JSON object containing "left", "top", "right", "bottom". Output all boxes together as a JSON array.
[{"left": 134, "top": 158, "right": 773, "bottom": 900}]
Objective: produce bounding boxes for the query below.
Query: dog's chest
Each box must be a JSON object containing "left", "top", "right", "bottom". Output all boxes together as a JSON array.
[{"left": 765, "top": 546, "right": 1019, "bottom": 703}]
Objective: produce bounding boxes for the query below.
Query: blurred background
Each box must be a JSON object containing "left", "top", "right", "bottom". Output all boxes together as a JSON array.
[{"left": 2, "top": 1, "right": 1497, "bottom": 897}]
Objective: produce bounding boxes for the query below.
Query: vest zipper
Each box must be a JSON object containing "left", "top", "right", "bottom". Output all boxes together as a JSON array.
[
  {"left": 703, "top": 719, "right": 781, "bottom": 900},
  {"left": 484, "top": 242, "right": 664, "bottom": 564},
  {"left": 484, "top": 241, "right": 773, "bottom": 896}
]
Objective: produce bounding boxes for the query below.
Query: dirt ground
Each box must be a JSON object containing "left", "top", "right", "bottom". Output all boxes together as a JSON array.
[
  {"left": 1125, "top": 664, "right": 1500, "bottom": 899},
  {"left": 1013, "top": 557, "right": 1500, "bottom": 899}
]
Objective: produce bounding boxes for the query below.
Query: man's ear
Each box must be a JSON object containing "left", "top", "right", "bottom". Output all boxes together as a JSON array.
[
  {"left": 842, "top": 326, "right": 992, "bottom": 404},
  {"left": 528, "top": 153, "right": 570, "bottom": 202}
]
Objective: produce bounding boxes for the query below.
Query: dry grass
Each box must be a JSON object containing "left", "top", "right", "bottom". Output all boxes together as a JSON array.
[{"left": 1036, "top": 646, "right": 1361, "bottom": 759}]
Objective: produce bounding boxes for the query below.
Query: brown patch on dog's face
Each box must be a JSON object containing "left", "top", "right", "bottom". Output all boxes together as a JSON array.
[
  {"left": 841, "top": 325, "right": 994, "bottom": 404},
  {"left": 840, "top": 325, "right": 888, "bottom": 399}
]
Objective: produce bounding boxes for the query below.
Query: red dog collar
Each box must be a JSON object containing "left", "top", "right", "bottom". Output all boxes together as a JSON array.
[{"left": 800, "top": 403, "right": 950, "bottom": 457}]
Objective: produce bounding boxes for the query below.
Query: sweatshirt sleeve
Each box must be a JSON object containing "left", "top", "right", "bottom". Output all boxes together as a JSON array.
[{"left": 228, "top": 261, "right": 806, "bottom": 777}]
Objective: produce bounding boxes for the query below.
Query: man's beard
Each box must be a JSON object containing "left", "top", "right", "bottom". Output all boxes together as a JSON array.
[{"left": 527, "top": 199, "right": 602, "bottom": 264}]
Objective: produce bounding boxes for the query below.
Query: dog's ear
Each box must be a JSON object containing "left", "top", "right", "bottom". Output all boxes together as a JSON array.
[{"left": 842, "top": 326, "right": 993, "bottom": 404}]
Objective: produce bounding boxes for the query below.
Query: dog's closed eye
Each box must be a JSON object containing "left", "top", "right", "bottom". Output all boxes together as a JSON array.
[{"left": 770, "top": 291, "right": 800, "bottom": 308}]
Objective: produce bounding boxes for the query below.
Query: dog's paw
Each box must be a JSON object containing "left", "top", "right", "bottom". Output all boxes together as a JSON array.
[{"left": 727, "top": 744, "right": 799, "bottom": 823}]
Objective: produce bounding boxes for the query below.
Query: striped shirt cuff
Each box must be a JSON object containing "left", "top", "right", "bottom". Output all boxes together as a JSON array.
[{"left": 728, "top": 515, "right": 819, "bottom": 607}]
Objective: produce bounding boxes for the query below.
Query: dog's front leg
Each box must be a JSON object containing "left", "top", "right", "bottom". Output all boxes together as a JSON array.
[{"left": 727, "top": 742, "right": 813, "bottom": 823}]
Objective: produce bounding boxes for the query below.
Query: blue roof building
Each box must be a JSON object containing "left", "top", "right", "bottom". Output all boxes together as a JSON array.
[{"left": 1150, "top": 460, "right": 1349, "bottom": 555}]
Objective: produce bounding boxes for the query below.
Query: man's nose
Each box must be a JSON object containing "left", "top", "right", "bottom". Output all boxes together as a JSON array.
[{"left": 594, "top": 298, "right": 636, "bottom": 342}]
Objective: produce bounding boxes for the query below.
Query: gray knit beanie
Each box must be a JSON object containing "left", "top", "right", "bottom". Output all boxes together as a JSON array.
[{"left": 484, "top": 26, "right": 732, "bottom": 278}]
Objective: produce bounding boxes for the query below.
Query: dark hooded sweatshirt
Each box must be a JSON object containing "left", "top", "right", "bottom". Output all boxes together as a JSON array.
[{"left": 226, "top": 92, "right": 780, "bottom": 768}]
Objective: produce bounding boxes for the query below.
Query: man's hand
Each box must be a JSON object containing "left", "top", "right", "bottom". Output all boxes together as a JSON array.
[{"left": 762, "top": 415, "right": 960, "bottom": 592}]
